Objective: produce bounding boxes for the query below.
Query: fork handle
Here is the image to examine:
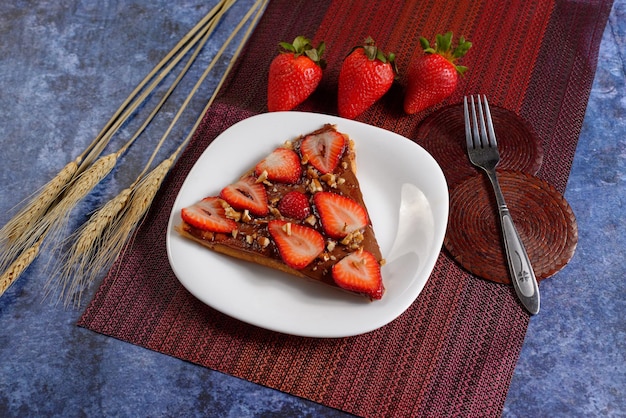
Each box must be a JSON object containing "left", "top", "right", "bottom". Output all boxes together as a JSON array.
[{"left": 486, "top": 170, "right": 540, "bottom": 315}]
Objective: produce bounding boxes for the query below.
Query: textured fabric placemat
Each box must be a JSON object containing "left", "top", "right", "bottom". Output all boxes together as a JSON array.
[{"left": 79, "top": 0, "right": 613, "bottom": 416}]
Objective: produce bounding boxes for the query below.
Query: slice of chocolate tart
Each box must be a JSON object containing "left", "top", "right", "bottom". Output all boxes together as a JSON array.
[{"left": 175, "top": 124, "right": 385, "bottom": 300}]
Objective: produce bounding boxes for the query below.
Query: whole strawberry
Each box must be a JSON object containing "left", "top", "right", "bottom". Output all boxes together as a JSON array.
[
  {"left": 267, "top": 36, "right": 326, "bottom": 112},
  {"left": 403, "top": 32, "right": 472, "bottom": 114},
  {"left": 337, "top": 37, "right": 396, "bottom": 119}
]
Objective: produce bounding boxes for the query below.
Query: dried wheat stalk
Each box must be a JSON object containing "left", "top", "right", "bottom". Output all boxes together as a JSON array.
[
  {"left": 0, "top": 0, "right": 232, "bottom": 257},
  {"left": 2, "top": 0, "right": 268, "bottom": 303},
  {"left": 50, "top": 0, "right": 268, "bottom": 306}
]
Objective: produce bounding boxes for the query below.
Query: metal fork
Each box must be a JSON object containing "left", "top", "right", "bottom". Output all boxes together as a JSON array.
[{"left": 464, "top": 95, "right": 540, "bottom": 314}]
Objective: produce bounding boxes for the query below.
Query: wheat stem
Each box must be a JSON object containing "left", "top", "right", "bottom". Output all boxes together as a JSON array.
[
  {"left": 173, "top": 0, "right": 269, "bottom": 158},
  {"left": 22, "top": 0, "right": 268, "bottom": 305},
  {"left": 77, "top": 0, "right": 233, "bottom": 173},
  {"left": 117, "top": 0, "right": 231, "bottom": 160}
]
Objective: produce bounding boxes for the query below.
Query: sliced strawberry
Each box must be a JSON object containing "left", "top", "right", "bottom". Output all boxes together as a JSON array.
[
  {"left": 278, "top": 191, "right": 311, "bottom": 220},
  {"left": 254, "top": 147, "right": 302, "bottom": 184},
  {"left": 220, "top": 176, "right": 268, "bottom": 216},
  {"left": 181, "top": 197, "right": 237, "bottom": 233},
  {"left": 313, "top": 192, "right": 368, "bottom": 239},
  {"left": 300, "top": 129, "right": 346, "bottom": 174},
  {"left": 332, "top": 250, "right": 384, "bottom": 299},
  {"left": 268, "top": 220, "right": 324, "bottom": 270}
]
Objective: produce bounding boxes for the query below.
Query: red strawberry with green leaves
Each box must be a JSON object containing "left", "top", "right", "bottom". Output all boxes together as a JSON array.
[
  {"left": 255, "top": 147, "right": 302, "bottom": 184},
  {"left": 337, "top": 37, "right": 396, "bottom": 119},
  {"left": 300, "top": 129, "right": 345, "bottom": 174},
  {"left": 181, "top": 197, "right": 237, "bottom": 233},
  {"left": 278, "top": 191, "right": 311, "bottom": 220},
  {"left": 332, "top": 249, "right": 384, "bottom": 300},
  {"left": 268, "top": 220, "right": 324, "bottom": 270},
  {"left": 220, "top": 176, "right": 268, "bottom": 216},
  {"left": 267, "top": 36, "right": 326, "bottom": 112},
  {"left": 313, "top": 192, "right": 368, "bottom": 239},
  {"left": 403, "top": 32, "right": 472, "bottom": 114}
]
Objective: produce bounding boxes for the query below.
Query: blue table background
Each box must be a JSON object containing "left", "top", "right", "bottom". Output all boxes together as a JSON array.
[{"left": 0, "top": 1, "right": 624, "bottom": 416}]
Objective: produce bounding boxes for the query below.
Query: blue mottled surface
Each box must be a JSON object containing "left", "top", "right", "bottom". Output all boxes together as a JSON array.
[{"left": 0, "top": 1, "right": 624, "bottom": 416}]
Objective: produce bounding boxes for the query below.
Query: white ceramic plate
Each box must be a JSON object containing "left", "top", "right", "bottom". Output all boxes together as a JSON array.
[{"left": 166, "top": 111, "right": 448, "bottom": 338}]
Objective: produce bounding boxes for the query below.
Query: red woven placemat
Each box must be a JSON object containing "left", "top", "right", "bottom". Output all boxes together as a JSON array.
[{"left": 78, "top": 0, "right": 613, "bottom": 417}]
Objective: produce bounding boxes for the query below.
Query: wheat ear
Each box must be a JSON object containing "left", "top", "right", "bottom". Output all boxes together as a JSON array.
[
  {"left": 46, "top": 187, "right": 133, "bottom": 307},
  {"left": 0, "top": 160, "right": 78, "bottom": 271},
  {"left": 48, "top": 150, "right": 173, "bottom": 308},
  {"left": 35, "top": 152, "right": 118, "bottom": 246},
  {"left": 87, "top": 156, "right": 174, "bottom": 284},
  {"left": 0, "top": 152, "right": 118, "bottom": 284},
  {"left": 0, "top": 239, "right": 43, "bottom": 297}
]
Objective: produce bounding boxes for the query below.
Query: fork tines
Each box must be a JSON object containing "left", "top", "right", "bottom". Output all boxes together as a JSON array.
[{"left": 464, "top": 95, "right": 498, "bottom": 149}]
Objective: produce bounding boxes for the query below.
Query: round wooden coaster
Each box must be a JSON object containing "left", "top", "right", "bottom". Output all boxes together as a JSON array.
[
  {"left": 416, "top": 103, "right": 543, "bottom": 188},
  {"left": 444, "top": 170, "right": 578, "bottom": 284}
]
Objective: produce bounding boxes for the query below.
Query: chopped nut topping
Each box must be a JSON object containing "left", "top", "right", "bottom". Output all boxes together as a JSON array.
[
  {"left": 379, "top": 258, "right": 386, "bottom": 266},
  {"left": 242, "top": 209, "right": 252, "bottom": 222},
  {"left": 231, "top": 229, "right": 239, "bottom": 239},
  {"left": 337, "top": 177, "right": 346, "bottom": 186},
  {"left": 304, "top": 215, "right": 317, "bottom": 226},
  {"left": 269, "top": 207, "right": 282, "bottom": 218},
  {"left": 256, "top": 170, "right": 268, "bottom": 184},
  {"left": 320, "top": 173, "right": 337, "bottom": 188},
  {"left": 307, "top": 166, "right": 318, "bottom": 179},
  {"left": 246, "top": 235, "right": 254, "bottom": 245},
  {"left": 340, "top": 230, "right": 365, "bottom": 247},
  {"left": 341, "top": 161, "right": 348, "bottom": 169},
  {"left": 257, "top": 236, "right": 270, "bottom": 248},
  {"left": 326, "top": 240, "right": 336, "bottom": 252},
  {"left": 224, "top": 206, "right": 242, "bottom": 222},
  {"left": 282, "top": 222, "right": 292, "bottom": 236},
  {"left": 308, "top": 178, "right": 323, "bottom": 193}
]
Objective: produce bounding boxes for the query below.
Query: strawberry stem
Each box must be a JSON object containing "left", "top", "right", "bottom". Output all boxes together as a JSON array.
[
  {"left": 419, "top": 31, "right": 472, "bottom": 75},
  {"left": 279, "top": 35, "right": 326, "bottom": 68},
  {"left": 353, "top": 36, "right": 397, "bottom": 73}
]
